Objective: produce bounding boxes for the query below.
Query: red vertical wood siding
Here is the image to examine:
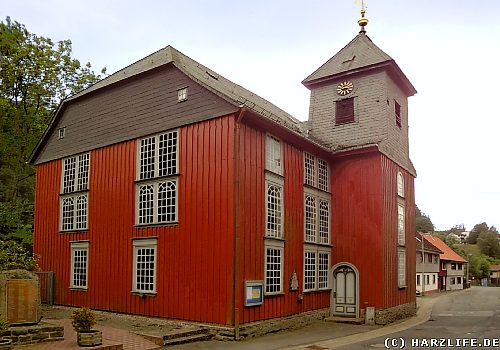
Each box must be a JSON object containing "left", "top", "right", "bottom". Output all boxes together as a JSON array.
[
  {"left": 33, "top": 115, "right": 236, "bottom": 325},
  {"left": 237, "top": 121, "right": 330, "bottom": 324},
  {"left": 381, "top": 155, "right": 416, "bottom": 308},
  {"left": 331, "top": 152, "right": 385, "bottom": 309}
]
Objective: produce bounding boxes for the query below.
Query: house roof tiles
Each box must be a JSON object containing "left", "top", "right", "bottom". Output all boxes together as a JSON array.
[
  {"left": 421, "top": 234, "right": 467, "bottom": 263},
  {"left": 415, "top": 232, "right": 443, "bottom": 254}
]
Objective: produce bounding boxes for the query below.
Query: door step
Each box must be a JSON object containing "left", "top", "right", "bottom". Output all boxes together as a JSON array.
[
  {"left": 136, "top": 327, "right": 213, "bottom": 347},
  {"left": 325, "top": 316, "right": 364, "bottom": 325}
]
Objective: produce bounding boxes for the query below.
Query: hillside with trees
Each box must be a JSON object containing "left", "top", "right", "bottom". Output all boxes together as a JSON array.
[{"left": 0, "top": 17, "right": 105, "bottom": 264}]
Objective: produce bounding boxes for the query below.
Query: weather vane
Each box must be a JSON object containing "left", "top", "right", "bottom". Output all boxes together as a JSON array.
[{"left": 355, "top": 0, "right": 369, "bottom": 32}]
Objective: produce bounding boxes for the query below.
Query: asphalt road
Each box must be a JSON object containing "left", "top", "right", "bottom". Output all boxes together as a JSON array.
[{"left": 337, "top": 286, "right": 500, "bottom": 350}]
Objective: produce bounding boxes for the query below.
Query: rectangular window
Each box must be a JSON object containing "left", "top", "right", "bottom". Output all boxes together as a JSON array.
[
  {"left": 395, "top": 101, "right": 401, "bottom": 128},
  {"left": 398, "top": 248, "right": 406, "bottom": 287},
  {"left": 266, "top": 135, "right": 282, "bottom": 175},
  {"left": 304, "top": 191, "right": 330, "bottom": 244},
  {"left": 265, "top": 241, "right": 283, "bottom": 294},
  {"left": 139, "top": 131, "right": 178, "bottom": 180},
  {"left": 416, "top": 274, "right": 420, "bottom": 286},
  {"left": 451, "top": 263, "right": 456, "bottom": 270},
  {"left": 177, "top": 87, "right": 188, "bottom": 102},
  {"left": 397, "top": 202, "right": 405, "bottom": 245},
  {"left": 58, "top": 127, "right": 65, "bottom": 140},
  {"left": 304, "top": 251, "right": 317, "bottom": 291},
  {"left": 304, "top": 153, "right": 329, "bottom": 191},
  {"left": 432, "top": 275, "right": 436, "bottom": 284},
  {"left": 137, "top": 180, "right": 177, "bottom": 225},
  {"left": 304, "top": 153, "right": 315, "bottom": 187},
  {"left": 335, "top": 97, "right": 355, "bottom": 125},
  {"left": 70, "top": 241, "right": 89, "bottom": 289},
  {"left": 426, "top": 274, "right": 430, "bottom": 285},
  {"left": 133, "top": 239, "right": 157, "bottom": 293},
  {"left": 427, "top": 254, "right": 433, "bottom": 263},
  {"left": 63, "top": 153, "right": 90, "bottom": 194},
  {"left": 265, "top": 176, "right": 284, "bottom": 239},
  {"left": 304, "top": 247, "right": 330, "bottom": 292},
  {"left": 450, "top": 277, "right": 455, "bottom": 285},
  {"left": 137, "top": 131, "right": 179, "bottom": 226},
  {"left": 458, "top": 264, "right": 463, "bottom": 270},
  {"left": 457, "top": 277, "right": 461, "bottom": 284}
]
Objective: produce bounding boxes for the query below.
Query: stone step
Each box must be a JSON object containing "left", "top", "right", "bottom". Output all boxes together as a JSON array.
[
  {"left": 162, "top": 327, "right": 209, "bottom": 341},
  {"left": 163, "top": 333, "right": 212, "bottom": 347},
  {"left": 324, "top": 316, "right": 365, "bottom": 325}
]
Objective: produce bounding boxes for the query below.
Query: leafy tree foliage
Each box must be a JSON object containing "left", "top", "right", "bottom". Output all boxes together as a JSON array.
[
  {"left": 415, "top": 205, "right": 434, "bottom": 233},
  {"left": 0, "top": 240, "right": 38, "bottom": 270},
  {"left": 477, "top": 230, "right": 500, "bottom": 258},
  {"left": 467, "top": 222, "right": 490, "bottom": 244},
  {"left": 0, "top": 17, "right": 105, "bottom": 249}
]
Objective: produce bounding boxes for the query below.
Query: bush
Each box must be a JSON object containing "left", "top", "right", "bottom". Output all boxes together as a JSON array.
[
  {"left": 0, "top": 318, "right": 8, "bottom": 331},
  {"left": 71, "top": 308, "right": 96, "bottom": 332},
  {"left": 0, "top": 240, "right": 38, "bottom": 271}
]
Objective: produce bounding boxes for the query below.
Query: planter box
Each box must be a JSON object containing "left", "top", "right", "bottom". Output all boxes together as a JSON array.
[{"left": 77, "top": 330, "right": 102, "bottom": 347}]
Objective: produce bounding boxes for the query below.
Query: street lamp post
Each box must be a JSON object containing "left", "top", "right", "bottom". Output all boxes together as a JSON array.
[{"left": 421, "top": 234, "right": 425, "bottom": 296}]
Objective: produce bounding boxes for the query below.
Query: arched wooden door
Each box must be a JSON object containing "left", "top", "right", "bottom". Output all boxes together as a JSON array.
[{"left": 332, "top": 264, "right": 358, "bottom": 317}]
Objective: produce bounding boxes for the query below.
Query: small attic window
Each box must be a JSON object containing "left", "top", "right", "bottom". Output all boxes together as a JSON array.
[
  {"left": 58, "top": 127, "right": 66, "bottom": 139},
  {"left": 395, "top": 101, "right": 402, "bottom": 128},
  {"left": 177, "top": 87, "right": 188, "bottom": 102}
]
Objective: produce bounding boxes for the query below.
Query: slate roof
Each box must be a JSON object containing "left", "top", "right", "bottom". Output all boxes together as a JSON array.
[
  {"left": 71, "top": 45, "right": 302, "bottom": 131},
  {"left": 422, "top": 234, "right": 467, "bottom": 263},
  {"left": 416, "top": 232, "right": 443, "bottom": 254},
  {"left": 302, "top": 32, "right": 416, "bottom": 96}
]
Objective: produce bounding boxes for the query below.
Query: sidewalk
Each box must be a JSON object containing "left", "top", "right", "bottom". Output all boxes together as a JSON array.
[{"left": 20, "top": 293, "right": 444, "bottom": 350}]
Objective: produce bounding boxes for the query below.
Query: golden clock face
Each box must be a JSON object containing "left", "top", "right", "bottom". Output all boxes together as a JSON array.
[{"left": 337, "top": 81, "right": 353, "bottom": 96}]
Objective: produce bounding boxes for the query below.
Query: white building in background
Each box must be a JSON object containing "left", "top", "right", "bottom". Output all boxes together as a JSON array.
[{"left": 416, "top": 233, "right": 442, "bottom": 294}]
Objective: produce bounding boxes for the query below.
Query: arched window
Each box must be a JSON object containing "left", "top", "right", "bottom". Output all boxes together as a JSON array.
[{"left": 397, "top": 171, "right": 404, "bottom": 197}]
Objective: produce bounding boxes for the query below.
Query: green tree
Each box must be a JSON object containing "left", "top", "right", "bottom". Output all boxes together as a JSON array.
[
  {"left": 467, "top": 222, "right": 489, "bottom": 244},
  {"left": 477, "top": 231, "right": 500, "bottom": 258},
  {"left": 0, "top": 17, "right": 105, "bottom": 248},
  {"left": 0, "top": 240, "right": 38, "bottom": 270},
  {"left": 415, "top": 205, "right": 434, "bottom": 233}
]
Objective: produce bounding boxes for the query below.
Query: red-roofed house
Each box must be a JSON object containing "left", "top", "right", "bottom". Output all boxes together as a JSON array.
[
  {"left": 415, "top": 233, "right": 443, "bottom": 294},
  {"left": 422, "top": 235, "right": 466, "bottom": 291}
]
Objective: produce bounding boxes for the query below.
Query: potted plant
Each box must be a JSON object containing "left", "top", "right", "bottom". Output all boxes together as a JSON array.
[
  {"left": 0, "top": 318, "right": 12, "bottom": 350},
  {"left": 71, "top": 308, "right": 102, "bottom": 347}
]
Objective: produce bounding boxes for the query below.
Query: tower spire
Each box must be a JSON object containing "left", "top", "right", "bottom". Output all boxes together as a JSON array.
[{"left": 357, "top": 0, "right": 369, "bottom": 33}]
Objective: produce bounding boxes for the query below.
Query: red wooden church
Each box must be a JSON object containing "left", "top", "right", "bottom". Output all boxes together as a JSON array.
[{"left": 30, "top": 16, "right": 416, "bottom": 332}]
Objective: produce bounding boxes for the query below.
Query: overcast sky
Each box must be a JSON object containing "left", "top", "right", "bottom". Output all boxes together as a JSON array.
[{"left": 2, "top": 0, "right": 499, "bottom": 231}]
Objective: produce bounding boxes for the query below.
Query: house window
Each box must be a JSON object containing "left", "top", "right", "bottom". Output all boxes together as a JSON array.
[
  {"left": 61, "top": 153, "right": 89, "bottom": 232},
  {"left": 137, "top": 131, "right": 178, "bottom": 226},
  {"left": 397, "top": 172, "right": 404, "bottom": 197},
  {"left": 265, "top": 175, "right": 284, "bottom": 239},
  {"left": 177, "top": 87, "right": 188, "bottom": 102},
  {"left": 450, "top": 277, "right": 455, "bottom": 285},
  {"left": 416, "top": 275, "right": 420, "bottom": 286},
  {"left": 395, "top": 100, "right": 401, "bottom": 128},
  {"left": 397, "top": 201, "right": 405, "bottom": 245},
  {"left": 304, "top": 153, "right": 329, "bottom": 192},
  {"left": 433, "top": 275, "right": 436, "bottom": 284},
  {"left": 398, "top": 249, "right": 406, "bottom": 287},
  {"left": 457, "top": 277, "right": 462, "bottom": 284},
  {"left": 427, "top": 253, "right": 433, "bottom": 263},
  {"left": 304, "top": 191, "right": 330, "bottom": 244},
  {"left": 266, "top": 135, "right": 282, "bottom": 175},
  {"left": 63, "top": 153, "right": 90, "bottom": 193},
  {"left": 132, "top": 238, "right": 157, "bottom": 293},
  {"left": 264, "top": 241, "right": 283, "bottom": 294},
  {"left": 458, "top": 264, "right": 463, "bottom": 270},
  {"left": 426, "top": 274, "right": 430, "bottom": 285},
  {"left": 304, "top": 247, "right": 330, "bottom": 292},
  {"left": 335, "top": 97, "right": 355, "bottom": 125},
  {"left": 70, "top": 241, "right": 89, "bottom": 289},
  {"left": 58, "top": 127, "right": 66, "bottom": 139},
  {"left": 451, "top": 263, "right": 456, "bottom": 270}
]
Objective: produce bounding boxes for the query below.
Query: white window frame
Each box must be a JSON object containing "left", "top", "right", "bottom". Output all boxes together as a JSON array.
[
  {"left": 397, "top": 201, "right": 405, "bottom": 245},
  {"left": 304, "top": 189, "right": 330, "bottom": 245},
  {"left": 265, "top": 135, "right": 282, "bottom": 175},
  {"left": 136, "top": 179, "right": 178, "bottom": 225},
  {"left": 397, "top": 171, "right": 404, "bottom": 197},
  {"left": 177, "top": 87, "right": 188, "bottom": 102},
  {"left": 132, "top": 238, "right": 157, "bottom": 294},
  {"left": 60, "top": 193, "right": 88, "bottom": 231},
  {"left": 398, "top": 248, "right": 406, "bottom": 288},
  {"left": 303, "top": 245, "right": 331, "bottom": 292},
  {"left": 265, "top": 175, "right": 284, "bottom": 239},
  {"left": 62, "top": 153, "right": 90, "bottom": 194},
  {"left": 70, "top": 241, "right": 89, "bottom": 290},
  {"left": 137, "top": 130, "right": 179, "bottom": 181},
  {"left": 58, "top": 127, "right": 66, "bottom": 140},
  {"left": 304, "top": 153, "right": 329, "bottom": 192},
  {"left": 264, "top": 240, "right": 284, "bottom": 295}
]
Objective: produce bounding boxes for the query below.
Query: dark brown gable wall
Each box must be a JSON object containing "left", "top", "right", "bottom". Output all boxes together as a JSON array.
[{"left": 35, "top": 64, "right": 239, "bottom": 164}]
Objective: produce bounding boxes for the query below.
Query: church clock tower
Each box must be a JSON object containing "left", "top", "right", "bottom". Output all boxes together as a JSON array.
[{"left": 303, "top": 6, "right": 418, "bottom": 324}]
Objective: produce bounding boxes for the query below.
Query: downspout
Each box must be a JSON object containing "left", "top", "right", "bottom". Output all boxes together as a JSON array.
[{"left": 233, "top": 108, "right": 245, "bottom": 340}]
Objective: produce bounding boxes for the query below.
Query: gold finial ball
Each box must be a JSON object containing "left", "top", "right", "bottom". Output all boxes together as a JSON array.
[{"left": 358, "top": 17, "right": 369, "bottom": 27}]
